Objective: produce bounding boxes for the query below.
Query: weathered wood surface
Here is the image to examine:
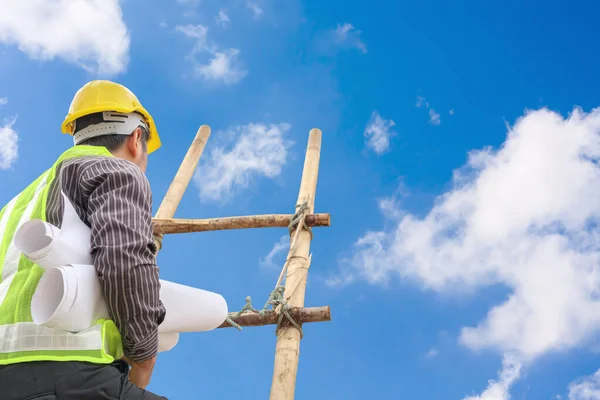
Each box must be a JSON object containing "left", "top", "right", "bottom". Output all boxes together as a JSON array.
[
  {"left": 218, "top": 306, "right": 330, "bottom": 329},
  {"left": 152, "top": 213, "right": 330, "bottom": 234},
  {"left": 153, "top": 125, "right": 211, "bottom": 249},
  {"left": 270, "top": 128, "right": 322, "bottom": 400}
]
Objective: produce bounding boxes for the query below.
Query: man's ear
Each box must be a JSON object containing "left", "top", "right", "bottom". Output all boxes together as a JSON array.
[{"left": 126, "top": 128, "right": 143, "bottom": 157}]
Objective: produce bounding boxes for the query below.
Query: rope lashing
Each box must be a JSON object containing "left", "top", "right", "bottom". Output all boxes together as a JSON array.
[
  {"left": 225, "top": 286, "right": 303, "bottom": 337},
  {"left": 153, "top": 234, "right": 164, "bottom": 251},
  {"left": 225, "top": 296, "right": 257, "bottom": 331},
  {"left": 225, "top": 200, "right": 312, "bottom": 335},
  {"left": 274, "top": 200, "right": 312, "bottom": 289},
  {"left": 268, "top": 285, "right": 303, "bottom": 337},
  {"left": 287, "top": 202, "right": 312, "bottom": 240}
]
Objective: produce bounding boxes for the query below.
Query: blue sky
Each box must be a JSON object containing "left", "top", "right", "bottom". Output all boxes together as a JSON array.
[{"left": 2, "top": 0, "right": 600, "bottom": 398}]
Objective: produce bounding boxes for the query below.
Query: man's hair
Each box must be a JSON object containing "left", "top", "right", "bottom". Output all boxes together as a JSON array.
[{"left": 74, "top": 112, "right": 149, "bottom": 152}]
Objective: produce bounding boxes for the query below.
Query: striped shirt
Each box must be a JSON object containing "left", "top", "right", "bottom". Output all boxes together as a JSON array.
[{"left": 46, "top": 154, "right": 166, "bottom": 362}]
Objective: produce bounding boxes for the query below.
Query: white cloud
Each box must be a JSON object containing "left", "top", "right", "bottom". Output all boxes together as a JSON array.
[
  {"left": 259, "top": 235, "right": 290, "bottom": 268},
  {"left": 177, "top": 24, "right": 247, "bottom": 84},
  {"left": 0, "top": 98, "right": 7, "bottom": 106},
  {"left": 416, "top": 95, "right": 442, "bottom": 125},
  {"left": 194, "top": 123, "right": 293, "bottom": 201},
  {"left": 197, "top": 49, "right": 247, "bottom": 84},
  {"left": 0, "top": 0, "right": 129, "bottom": 75},
  {"left": 463, "top": 356, "right": 522, "bottom": 400},
  {"left": 569, "top": 369, "right": 600, "bottom": 400},
  {"left": 176, "top": 24, "right": 208, "bottom": 44},
  {"left": 215, "top": 10, "right": 231, "bottom": 27},
  {"left": 424, "top": 348, "right": 438, "bottom": 358},
  {"left": 429, "top": 108, "right": 441, "bottom": 125},
  {"left": 416, "top": 96, "right": 429, "bottom": 108},
  {"left": 0, "top": 117, "right": 18, "bottom": 170},
  {"left": 378, "top": 195, "right": 405, "bottom": 220},
  {"left": 450, "top": 109, "right": 456, "bottom": 115},
  {"left": 364, "top": 111, "right": 396, "bottom": 155},
  {"left": 334, "top": 106, "right": 600, "bottom": 396},
  {"left": 333, "top": 23, "right": 367, "bottom": 54},
  {"left": 246, "top": 1, "right": 264, "bottom": 19}
]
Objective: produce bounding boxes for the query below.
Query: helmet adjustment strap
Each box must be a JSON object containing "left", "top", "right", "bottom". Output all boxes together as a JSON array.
[{"left": 73, "top": 111, "right": 149, "bottom": 145}]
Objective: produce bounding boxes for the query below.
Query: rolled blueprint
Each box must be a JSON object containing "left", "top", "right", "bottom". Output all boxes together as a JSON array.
[
  {"left": 31, "top": 264, "right": 228, "bottom": 334},
  {"left": 17, "top": 192, "right": 228, "bottom": 352},
  {"left": 30, "top": 264, "right": 180, "bottom": 353},
  {"left": 14, "top": 192, "right": 93, "bottom": 270},
  {"left": 158, "top": 333, "right": 179, "bottom": 352},
  {"left": 159, "top": 280, "right": 228, "bottom": 333},
  {"left": 31, "top": 264, "right": 108, "bottom": 332}
]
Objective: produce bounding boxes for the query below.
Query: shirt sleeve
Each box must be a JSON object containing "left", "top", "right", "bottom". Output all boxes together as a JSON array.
[{"left": 79, "top": 158, "right": 166, "bottom": 362}]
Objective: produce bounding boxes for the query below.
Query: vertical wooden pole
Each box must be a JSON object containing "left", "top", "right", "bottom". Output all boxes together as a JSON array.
[
  {"left": 269, "top": 128, "right": 322, "bottom": 400},
  {"left": 153, "top": 124, "right": 211, "bottom": 250}
]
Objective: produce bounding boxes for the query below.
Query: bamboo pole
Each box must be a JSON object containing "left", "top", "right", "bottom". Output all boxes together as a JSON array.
[
  {"left": 153, "top": 125, "right": 211, "bottom": 249},
  {"left": 218, "top": 306, "right": 330, "bottom": 329},
  {"left": 269, "top": 128, "right": 322, "bottom": 400},
  {"left": 152, "top": 213, "right": 330, "bottom": 234}
]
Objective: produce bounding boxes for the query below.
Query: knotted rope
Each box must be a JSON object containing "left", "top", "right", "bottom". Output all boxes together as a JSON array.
[
  {"left": 225, "top": 285, "right": 303, "bottom": 337},
  {"left": 225, "top": 200, "right": 312, "bottom": 337}
]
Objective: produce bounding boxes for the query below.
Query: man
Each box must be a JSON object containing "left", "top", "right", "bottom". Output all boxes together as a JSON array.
[{"left": 0, "top": 80, "right": 167, "bottom": 399}]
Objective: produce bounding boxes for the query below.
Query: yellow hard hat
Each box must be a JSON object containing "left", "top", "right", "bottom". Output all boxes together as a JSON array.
[{"left": 61, "top": 80, "right": 161, "bottom": 153}]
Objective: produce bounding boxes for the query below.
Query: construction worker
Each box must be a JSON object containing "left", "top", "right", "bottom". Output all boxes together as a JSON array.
[{"left": 0, "top": 80, "right": 168, "bottom": 399}]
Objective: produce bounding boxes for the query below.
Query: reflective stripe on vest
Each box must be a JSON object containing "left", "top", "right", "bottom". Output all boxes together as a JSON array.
[
  {"left": 0, "top": 196, "right": 18, "bottom": 306},
  {"left": 0, "top": 323, "right": 103, "bottom": 352},
  {"left": 0, "top": 145, "right": 124, "bottom": 365},
  {"left": 2, "top": 171, "right": 49, "bottom": 282}
]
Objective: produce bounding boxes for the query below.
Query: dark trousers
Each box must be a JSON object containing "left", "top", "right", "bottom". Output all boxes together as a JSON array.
[{"left": 0, "top": 360, "right": 167, "bottom": 399}]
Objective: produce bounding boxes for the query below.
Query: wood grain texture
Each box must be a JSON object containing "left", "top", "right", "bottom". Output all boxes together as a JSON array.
[
  {"left": 269, "top": 128, "right": 322, "bottom": 400},
  {"left": 153, "top": 125, "right": 211, "bottom": 249},
  {"left": 152, "top": 213, "right": 330, "bottom": 234},
  {"left": 218, "top": 306, "right": 330, "bottom": 329}
]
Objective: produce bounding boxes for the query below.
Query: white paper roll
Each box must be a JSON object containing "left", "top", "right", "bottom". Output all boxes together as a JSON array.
[
  {"left": 30, "top": 267, "right": 71, "bottom": 328},
  {"left": 31, "top": 264, "right": 108, "bottom": 332},
  {"left": 14, "top": 193, "right": 92, "bottom": 270},
  {"left": 20, "top": 191, "right": 229, "bottom": 354},
  {"left": 159, "top": 280, "right": 228, "bottom": 333},
  {"left": 31, "top": 264, "right": 229, "bottom": 335},
  {"left": 158, "top": 333, "right": 180, "bottom": 353},
  {"left": 31, "top": 267, "right": 180, "bottom": 354}
]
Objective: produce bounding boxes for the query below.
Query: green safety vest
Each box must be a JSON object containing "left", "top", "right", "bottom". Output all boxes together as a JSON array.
[{"left": 0, "top": 145, "right": 123, "bottom": 365}]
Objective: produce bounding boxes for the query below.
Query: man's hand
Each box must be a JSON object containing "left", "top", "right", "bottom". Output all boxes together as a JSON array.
[{"left": 123, "top": 355, "right": 157, "bottom": 389}]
